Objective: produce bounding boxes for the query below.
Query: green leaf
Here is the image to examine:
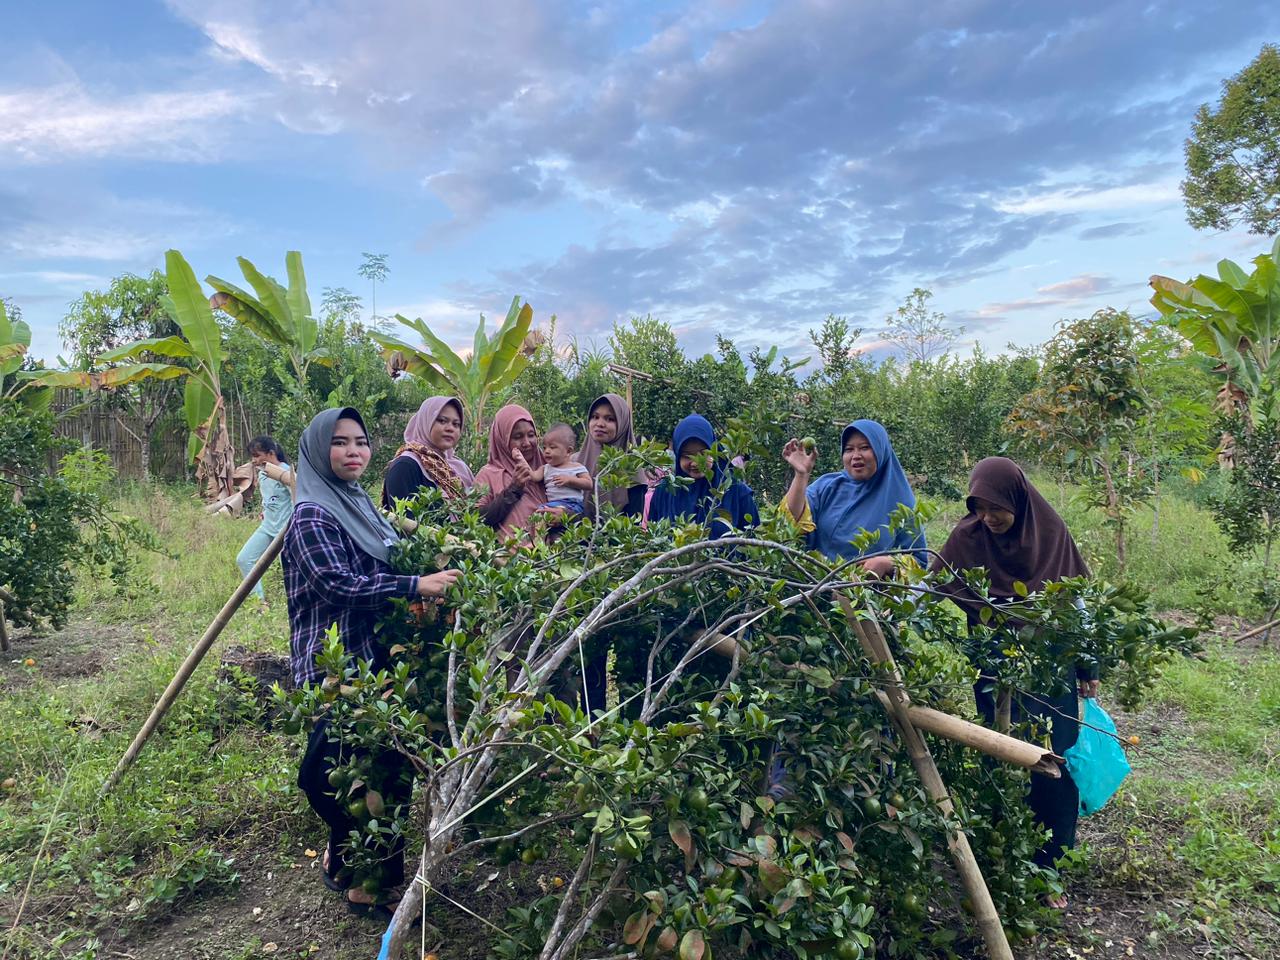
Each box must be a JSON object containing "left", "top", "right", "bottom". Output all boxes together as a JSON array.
[
  {"left": 237, "top": 257, "right": 295, "bottom": 340},
  {"left": 399, "top": 314, "right": 469, "bottom": 383},
  {"left": 162, "top": 250, "right": 222, "bottom": 368},
  {"left": 183, "top": 377, "right": 216, "bottom": 433},
  {"left": 486, "top": 300, "right": 533, "bottom": 384},
  {"left": 286, "top": 251, "right": 317, "bottom": 353},
  {"left": 98, "top": 336, "right": 195, "bottom": 363},
  {"left": 206, "top": 277, "right": 290, "bottom": 345}
]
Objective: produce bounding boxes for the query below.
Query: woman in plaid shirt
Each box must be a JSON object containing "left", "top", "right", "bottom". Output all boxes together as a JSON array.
[{"left": 282, "top": 407, "right": 460, "bottom": 917}]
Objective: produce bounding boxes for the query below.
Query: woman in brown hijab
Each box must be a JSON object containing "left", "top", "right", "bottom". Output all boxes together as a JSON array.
[
  {"left": 573, "top": 393, "right": 648, "bottom": 516},
  {"left": 934, "top": 457, "right": 1097, "bottom": 907}
]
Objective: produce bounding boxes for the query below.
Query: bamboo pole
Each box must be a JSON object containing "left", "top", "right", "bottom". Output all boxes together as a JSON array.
[
  {"left": 100, "top": 525, "right": 289, "bottom": 795},
  {"left": 873, "top": 693, "right": 1063, "bottom": 777},
  {"left": 0, "top": 594, "right": 9, "bottom": 653},
  {"left": 839, "top": 597, "right": 1013, "bottom": 960},
  {"left": 1235, "top": 617, "right": 1280, "bottom": 644}
]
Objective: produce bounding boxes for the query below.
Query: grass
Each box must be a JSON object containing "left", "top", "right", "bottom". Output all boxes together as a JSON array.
[{"left": 1, "top": 483, "right": 1277, "bottom": 959}]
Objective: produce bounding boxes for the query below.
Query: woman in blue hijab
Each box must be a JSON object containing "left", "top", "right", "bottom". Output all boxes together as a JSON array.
[
  {"left": 781, "top": 419, "right": 926, "bottom": 574},
  {"left": 648, "top": 414, "right": 758, "bottom": 539}
]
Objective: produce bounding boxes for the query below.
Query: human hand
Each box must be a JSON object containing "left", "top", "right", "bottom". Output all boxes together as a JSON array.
[
  {"left": 782, "top": 438, "right": 817, "bottom": 476},
  {"left": 858, "top": 555, "right": 896, "bottom": 579},
  {"left": 511, "top": 447, "right": 532, "bottom": 486},
  {"left": 1077, "top": 678, "right": 1100, "bottom": 699},
  {"left": 417, "top": 568, "right": 462, "bottom": 598}
]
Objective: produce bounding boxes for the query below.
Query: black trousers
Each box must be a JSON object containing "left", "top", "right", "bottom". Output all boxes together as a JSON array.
[
  {"left": 297, "top": 719, "right": 411, "bottom": 889},
  {"left": 975, "top": 682, "right": 1081, "bottom": 869}
]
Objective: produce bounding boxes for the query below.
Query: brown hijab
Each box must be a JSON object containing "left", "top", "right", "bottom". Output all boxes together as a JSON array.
[
  {"left": 474, "top": 404, "right": 547, "bottom": 535},
  {"left": 573, "top": 393, "right": 645, "bottom": 509},
  {"left": 934, "top": 457, "right": 1088, "bottom": 619}
]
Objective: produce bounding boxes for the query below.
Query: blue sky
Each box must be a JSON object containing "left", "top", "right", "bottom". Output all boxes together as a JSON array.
[{"left": 2, "top": 0, "right": 1276, "bottom": 363}]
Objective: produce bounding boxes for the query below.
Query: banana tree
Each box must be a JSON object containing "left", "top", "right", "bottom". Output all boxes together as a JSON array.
[
  {"left": 97, "top": 250, "right": 235, "bottom": 501},
  {"left": 370, "top": 296, "right": 534, "bottom": 440},
  {"left": 205, "top": 251, "right": 331, "bottom": 395},
  {"left": 1150, "top": 234, "right": 1280, "bottom": 427}
]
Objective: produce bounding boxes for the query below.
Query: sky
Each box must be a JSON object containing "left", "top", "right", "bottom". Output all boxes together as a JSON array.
[{"left": 2, "top": 0, "right": 1277, "bottom": 365}]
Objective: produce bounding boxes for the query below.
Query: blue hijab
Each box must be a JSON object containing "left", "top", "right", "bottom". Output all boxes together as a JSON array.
[
  {"left": 805, "top": 419, "right": 927, "bottom": 564},
  {"left": 648, "top": 414, "right": 758, "bottom": 540}
]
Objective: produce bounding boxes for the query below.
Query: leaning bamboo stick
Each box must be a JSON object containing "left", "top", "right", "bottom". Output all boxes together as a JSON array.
[
  {"left": 873, "top": 693, "right": 1063, "bottom": 777},
  {"left": 0, "top": 595, "right": 8, "bottom": 653},
  {"left": 839, "top": 597, "right": 1013, "bottom": 960},
  {"left": 1235, "top": 617, "right": 1280, "bottom": 644},
  {"left": 100, "top": 525, "right": 289, "bottom": 795}
]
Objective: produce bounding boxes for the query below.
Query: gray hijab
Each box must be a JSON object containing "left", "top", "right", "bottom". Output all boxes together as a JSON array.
[{"left": 295, "top": 407, "right": 399, "bottom": 562}]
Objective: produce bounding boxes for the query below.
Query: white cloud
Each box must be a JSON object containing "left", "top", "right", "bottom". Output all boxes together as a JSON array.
[
  {"left": 995, "top": 180, "right": 1181, "bottom": 215},
  {"left": 0, "top": 83, "right": 248, "bottom": 162}
]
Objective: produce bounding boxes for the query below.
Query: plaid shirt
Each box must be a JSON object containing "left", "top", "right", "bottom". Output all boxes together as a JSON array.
[{"left": 282, "top": 502, "right": 419, "bottom": 687}]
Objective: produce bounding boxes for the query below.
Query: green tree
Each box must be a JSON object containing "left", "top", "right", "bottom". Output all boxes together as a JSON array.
[
  {"left": 882, "top": 287, "right": 965, "bottom": 363},
  {"left": 369, "top": 297, "right": 533, "bottom": 453},
  {"left": 1151, "top": 236, "right": 1280, "bottom": 635},
  {"left": 96, "top": 251, "right": 234, "bottom": 501},
  {"left": 1182, "top": 44, "right": 1280, "bottom": 235},
  {"left": 206, "top": 251, "right": 332, "bottom": 396},
  {"left": 58, "top": 271, "right": 180, "bottom": 482},
  {"left": 358, "top": 252, "right": 390, "bottom": 326},
  {"left": 1008, "top": 309, "right": 1151, "bottom": 569}
]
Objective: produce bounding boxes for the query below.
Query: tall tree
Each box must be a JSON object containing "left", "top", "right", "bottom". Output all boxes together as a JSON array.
[
  {"left": 1182, "top": 44, "right": 1280, "bottom": 235},
  {"left": 358, "top": 252, "right": 390, "bottom": 327},
  {"left": 882, "top": 288, "right": 964, "bottom": 363},
  {"left": 1007, "top": 308, "right": 1151, "bottom": 570},
  {"left": 59, "top": 271, "right": 180, "bottom": 482}
]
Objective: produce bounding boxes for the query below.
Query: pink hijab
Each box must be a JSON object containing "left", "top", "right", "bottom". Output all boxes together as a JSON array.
[
  {"left": 398, "top": 396, "right": 475, "bottom": 490},
  {"left": 474, "top": 404, "right": 547, "bottom": 535}
]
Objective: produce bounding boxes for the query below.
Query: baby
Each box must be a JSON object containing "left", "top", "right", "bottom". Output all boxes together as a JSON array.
[{"left": 533, "top": 423, "right": 594, "bottom": 518}]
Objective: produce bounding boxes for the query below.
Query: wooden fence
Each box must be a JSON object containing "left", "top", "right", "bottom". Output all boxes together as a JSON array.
[{"left": 49, "top": 390, "right": 269, "bottom": 482}]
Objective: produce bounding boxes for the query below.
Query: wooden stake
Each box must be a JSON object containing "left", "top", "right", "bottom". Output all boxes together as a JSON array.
[
  {"left": 1235, "top": 617, "right": 1280, "bottom": 644},
  {"left": 100, "top": 525, "right": 289, "bottom": 795},
  {"left": 838, "top": 597, "right": 1013, "bottom": 960},
  {"left": 0, "top": 594, "right": 9, "bottom": 653}
]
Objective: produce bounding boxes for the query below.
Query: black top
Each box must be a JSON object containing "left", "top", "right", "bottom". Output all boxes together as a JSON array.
[{"left": 382, "top": 457, "right": 438, "bottom": 514}]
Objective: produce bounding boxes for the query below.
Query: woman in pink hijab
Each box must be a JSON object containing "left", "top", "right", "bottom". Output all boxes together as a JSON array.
[
  {"left": 381, "top": 396, "right": 475, "bottom": 513},
  {"left": 475, "top": 404, "right": 548, "bottom": 537}
]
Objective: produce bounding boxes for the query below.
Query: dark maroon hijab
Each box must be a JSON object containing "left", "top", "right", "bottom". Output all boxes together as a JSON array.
[{"left": 934, "top": 457, "right": 1088, "bottom": 617}]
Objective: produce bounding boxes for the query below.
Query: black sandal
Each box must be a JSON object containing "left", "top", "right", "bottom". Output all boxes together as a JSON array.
[{"left": 321, "top": 845, "right": 351, "bottom": 893}]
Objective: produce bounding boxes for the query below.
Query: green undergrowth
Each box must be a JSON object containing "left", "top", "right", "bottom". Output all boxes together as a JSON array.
[
  {"left": 0, "top": 483, "right": 1276, "bottom": 958},
  {"left": 1088, "top": 639, "right": 1280, "bottom": 954}
]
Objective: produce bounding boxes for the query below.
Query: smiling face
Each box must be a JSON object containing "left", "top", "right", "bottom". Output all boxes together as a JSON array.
[
  {"left": 330, "top": 417, "right": 371, "bottom": 481},
  {"left": 429, "top": 401, "right": 463, "bottom": 451},
  {"left": 588, "top": 401, "right": 619, "bottom": 444},
  {"left": 971, "top": 496, "right": 1016, "bottom": 535},
  {"left": 842, "top": 431, "right": 878, "bottom": 481},
  {"left": 249, "top": 447, "right": 279, "bottom": 468},
  {"left": 509, "top": 419, "right": 539, "bottom": 462},
  {"left": 679, "top": 438, "right": 710, "bottom": 479}
]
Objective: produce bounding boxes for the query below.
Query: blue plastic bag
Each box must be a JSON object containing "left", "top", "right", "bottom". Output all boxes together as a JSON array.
[{"left": 1064, "top": 697, "right": 1131, "bottom": 816}]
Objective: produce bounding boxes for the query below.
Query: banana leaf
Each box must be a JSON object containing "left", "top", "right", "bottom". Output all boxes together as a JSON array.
[
  {"left": 162, "top": 250, "right": 222, "bottom": 368},
  {"left": 237, "top": 258, "right": 295, "bottom": 343},
  {"left": 98, "top": 336, "right": 195, "bottom": 363},
  {"left": 206, "top": 279, "right": 290, "bottom": 345},
  {"left": 396, "top": 314, "right": 470, "bottom": 382},
  {"left": 286, "top": 251, "right": 317, "bottom": 354}
]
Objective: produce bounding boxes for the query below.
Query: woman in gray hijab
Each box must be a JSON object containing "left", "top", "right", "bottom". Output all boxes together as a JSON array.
[{"left": 282, "top": 407, "right": 460, "bottom": 917}]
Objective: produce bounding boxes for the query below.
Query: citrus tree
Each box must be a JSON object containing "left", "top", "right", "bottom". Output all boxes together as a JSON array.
[{"left": 278, "top": 439, "right": 1195, "bottom": 960}]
